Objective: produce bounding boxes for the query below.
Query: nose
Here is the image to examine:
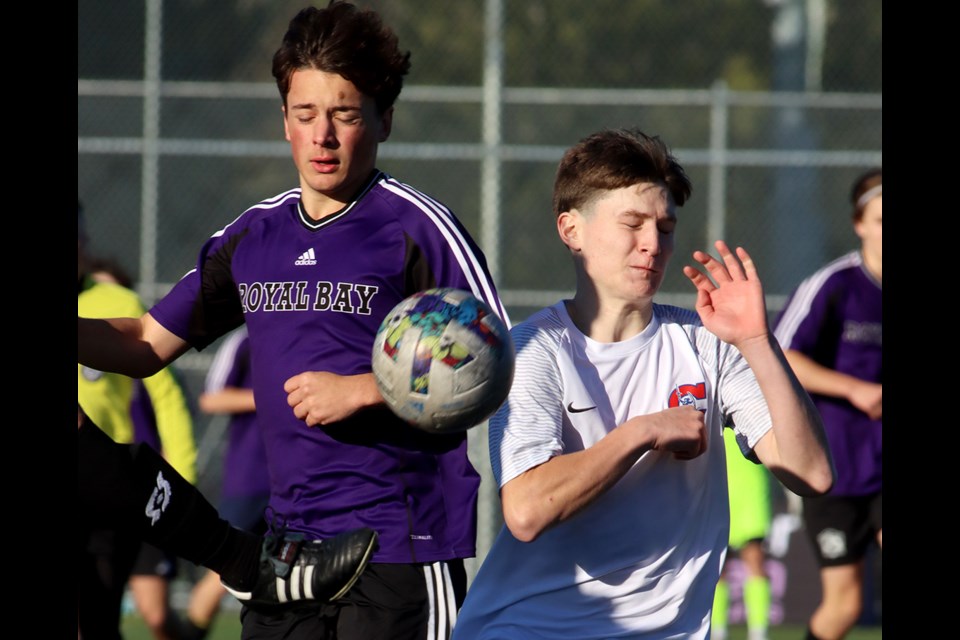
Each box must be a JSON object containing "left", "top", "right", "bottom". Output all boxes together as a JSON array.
[
  {"left": 637, "top": 226, "right": 660, "bottom": 256},
  {"left": 313, "top": 117, "right": 337, "bottom": 148}
]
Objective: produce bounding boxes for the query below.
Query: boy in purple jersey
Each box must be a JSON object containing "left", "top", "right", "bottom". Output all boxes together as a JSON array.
[
  {"left": 773, "top": 168, "right": 882, "bottom": 640},
  {"left": 78, "top": 2, "right": 507, "bottom": 638}
]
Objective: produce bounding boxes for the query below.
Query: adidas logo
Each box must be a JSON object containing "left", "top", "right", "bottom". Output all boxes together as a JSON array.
[{"left": 295, "top": 248, "right": 317, "bottom": 266}]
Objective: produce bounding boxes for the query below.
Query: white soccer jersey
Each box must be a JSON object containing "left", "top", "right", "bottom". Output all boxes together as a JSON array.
[{"left": 453, "top": 302, "right": 772, "bottom": 640}]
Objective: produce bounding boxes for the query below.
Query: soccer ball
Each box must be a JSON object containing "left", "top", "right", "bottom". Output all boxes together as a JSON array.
[{"left": 372, "top": 288, "right": 515, "bottom": 434}]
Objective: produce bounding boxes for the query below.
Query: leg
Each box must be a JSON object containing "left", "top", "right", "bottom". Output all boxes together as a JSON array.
[
  {"left": 740, "top": 541, "right": 770, "bottom": 640},
  {"left": 129, "top": 574, "right": 177, "bottom": 640},
  {"left": 129, "top": 543, "right": 184, "bottom": 640},
  {"left": 711, "top": 556, "right": 730, "bottom": 640},
  {"left": 809, "top": 562, "right": 864, "bottom": 640},
  {"left": 79, "top": 407, "right": 377, "bottom": 608},
  {"left": 78, "top": 528, "right": 140, "bottom": 640},
  {"left": 334, "top": 560, "right": 466, "bottom": 640},
  {"left": 802, "top": 493, "right": 872, "bottom": 640},
  {"left": 184, "top": 570, "right": 229, "bottom": 639},
  {"left": 78, "top": 409, "right": 260, "bottom": 584}
]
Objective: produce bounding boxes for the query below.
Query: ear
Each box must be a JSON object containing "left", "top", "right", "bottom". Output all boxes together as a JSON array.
[
  {"left": 282, "top": 104, "right": 291, "bottom": 142},
  {"left": 378, "top": 106, "right": 394, "bottom": 142},
  {"left": 557, "top": 210, "right": 582, "bottom": 252},
  {"left": 853, "top": 217, "right": 866, "bottom": 241}
]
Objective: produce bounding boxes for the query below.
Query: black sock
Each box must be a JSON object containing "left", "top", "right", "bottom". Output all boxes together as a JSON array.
[
  {"left": 78, "top": 415, "right": 143, "bottom": 528},
  {"left": 203, "top": 524, "right": 263, "bottom": 591},
  {"left": 805, "top": 628, "right": 823, "bottom": 640},
  {"left": 174, "top": 615, "right": 210, "bottom": 640},
  {"left": 129, "top": 442, "right": 238, "bottom": 564},
  {"left": 78, "top": 413, "right": 262, "bottom": 590}
]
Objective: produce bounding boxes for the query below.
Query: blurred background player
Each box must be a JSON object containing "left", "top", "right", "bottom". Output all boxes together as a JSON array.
[
  {"left": 78, "top": 201, "right": 198, "bottom": 640},
  {"left": 181, "top": 327, "right": 270, "bottom": 640},
  {"left": 92, "top": 253, "right": 193, "bottom": 640},
  {"left": 773, "top": 168, "right": 882, "bottom": 640},
  {"left": 713, "top": 427, "right": 773, "bottom": 640}
]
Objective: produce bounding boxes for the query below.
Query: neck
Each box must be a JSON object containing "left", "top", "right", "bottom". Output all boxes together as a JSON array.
[
  {"left": 861, "top": 250, "right": 882, "bottom": 283},
  {"left": 566, "top": 296, "right": 654, "bottom": 343}
]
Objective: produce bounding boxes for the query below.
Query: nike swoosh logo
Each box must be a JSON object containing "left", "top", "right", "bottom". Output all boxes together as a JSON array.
[{"left": 567, "top": 402, "right": 596, "bottom": 414}]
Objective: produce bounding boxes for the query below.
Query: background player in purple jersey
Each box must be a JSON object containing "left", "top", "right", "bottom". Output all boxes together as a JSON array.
[
  {"left": 182, "top": 327, "right": 270, "bottom": 640},
  {"left": 773, "top": 168, "right": 882, "bottom": 640},
  {"left": 78, "top": 3, "right": 508, "bottom": 638}
]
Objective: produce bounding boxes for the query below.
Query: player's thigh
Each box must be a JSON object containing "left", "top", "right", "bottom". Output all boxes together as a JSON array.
[
  {"left": 819, "top": 563, "right": 864, "bottom": 606},
  {"left": 239, "top": 560, "right": 466, "bottom": 640},
  {"left": 336, "top": 561, "right": 466, "bottom": 640}
]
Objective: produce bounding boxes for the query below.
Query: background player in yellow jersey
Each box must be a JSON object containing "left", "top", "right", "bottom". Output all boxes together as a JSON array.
[{"left": 78, "top": 201, "right": 198, "bottom": 640}]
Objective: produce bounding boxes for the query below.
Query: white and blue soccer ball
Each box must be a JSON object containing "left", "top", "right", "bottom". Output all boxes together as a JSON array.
[{"left": 372, "top": 288, "right": 515, "bottom": 434}]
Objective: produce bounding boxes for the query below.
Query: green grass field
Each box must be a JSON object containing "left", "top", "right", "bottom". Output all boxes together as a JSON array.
[{"left": 122, "top": 613, "right": 882, "bottom": 639}]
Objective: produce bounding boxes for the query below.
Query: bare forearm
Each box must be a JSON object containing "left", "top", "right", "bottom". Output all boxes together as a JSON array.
[
  {"left": 785, "top": 350, "right": 859, "bottom": 400},
  {"left": 199, "top": 387, "right": 256, "bottom": 415},
  {"left": 738, "top": 336, "right": 835, "bottom": 496},
  {"left": 78, "top": 314, "right": 188, "bottom": 378},
  {"left": 501, "top": 421, "right": 652, "bottom": 542}
]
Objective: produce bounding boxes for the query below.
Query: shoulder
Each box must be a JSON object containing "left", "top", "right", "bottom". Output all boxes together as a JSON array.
[
  {"left": 369, "top": 173, "right": 463, "bottom": 230},
  {"left": 653, "top": 303, "right": 702, "bottom": 329},
  {"left": 776, "top": 252, "right": 861, "bottom": 324},
  {"left": 215, "top": 189, "right": 301, "bottom": 238},
  {"left": 510, "top": 305, "right": 566, "bottom": 348},
  {"left": 653, "top": 303, "right": 708, "bottom": 345},
  {"left": 797, "top": 252, "right": 862, "bottom": 296}
]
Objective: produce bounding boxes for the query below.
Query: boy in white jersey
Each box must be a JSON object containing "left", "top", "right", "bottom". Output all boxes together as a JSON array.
[{"left": 452, "top": 129, "right": 835, "bottom": 639}]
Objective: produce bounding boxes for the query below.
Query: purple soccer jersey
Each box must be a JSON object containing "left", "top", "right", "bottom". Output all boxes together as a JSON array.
[
  {"left": 774, "top": 251, "right": 882, "bottom": 497},
  {"left": 204, "top": 327, "right": 271, "bottom": 500},
  {"left": 151, "top": 171, "right": 508, "bottom": 563}
]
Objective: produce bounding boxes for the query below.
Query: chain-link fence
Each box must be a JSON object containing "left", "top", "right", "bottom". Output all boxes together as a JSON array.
[{"left": 79, "top": 0, "right": 881, "bottom": 601}]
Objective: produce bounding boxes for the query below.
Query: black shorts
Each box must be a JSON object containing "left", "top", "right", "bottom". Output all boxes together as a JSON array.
[
  {"left": 130, "top": 541, "right": 178, "bottom": 578},
  {"left": 803, "top": 491, "right": 882, "bottom": 567},
  {"left": 240, "top": 560, "right": 466, "bottom": 640},
  {"left": 219, "top": 494, "right": 270, "bottom": 534}
]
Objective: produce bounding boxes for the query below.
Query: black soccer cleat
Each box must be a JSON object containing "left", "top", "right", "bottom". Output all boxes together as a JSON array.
[{"left": 223, "top": 527, "right": 378, "bottom": 608}]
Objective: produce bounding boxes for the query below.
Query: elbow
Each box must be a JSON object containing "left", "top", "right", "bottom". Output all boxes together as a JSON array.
[
  {"left": 791, "top": 463, "right": 836, "bottom": 498},
  {"left": 502, "top": 503, "right": 545, "bottom": 543},
  {"left": 803, "top": 469, "right": 835, "bottom": 497},
  {"left": 123, "top": 360, "right": 165, "bottom": 379},
  {"left": 811, "top": 461, "right": 837, "bottom": 496},
  {"left": 806, "top": 446, "right": 838, "bottom": 496},
  {"left": 198, "top": 394, "right": 214, "bottom": 414}
]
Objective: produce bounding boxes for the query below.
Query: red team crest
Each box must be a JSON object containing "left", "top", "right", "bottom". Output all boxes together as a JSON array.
[{"left": 668, "top": 383, "right": 707, "bottom": 412}]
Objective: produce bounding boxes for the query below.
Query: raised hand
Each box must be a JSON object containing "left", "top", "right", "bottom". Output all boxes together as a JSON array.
[{"left": 681, "top": 240, "right": 768, "bottom": 349}]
